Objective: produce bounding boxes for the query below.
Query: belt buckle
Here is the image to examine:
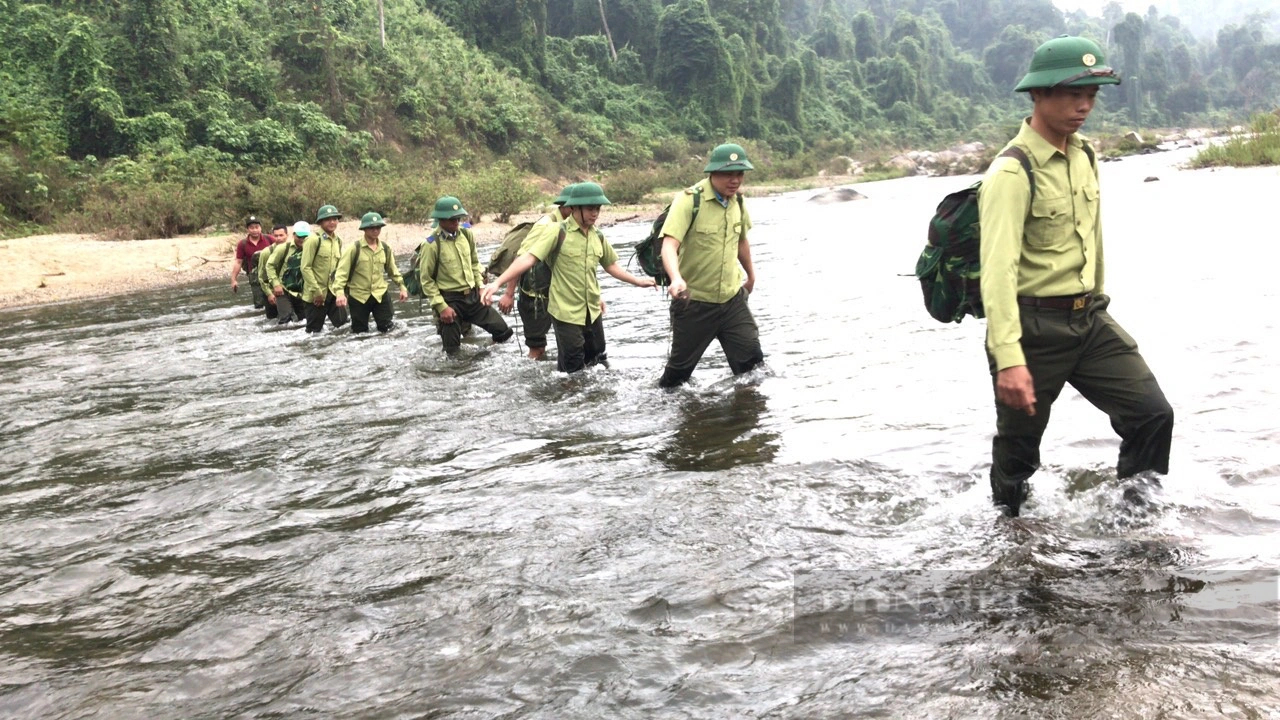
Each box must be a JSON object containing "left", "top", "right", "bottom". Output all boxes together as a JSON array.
[{"left": 1072, "top": 296, "right": 1087, "bottom": 311}]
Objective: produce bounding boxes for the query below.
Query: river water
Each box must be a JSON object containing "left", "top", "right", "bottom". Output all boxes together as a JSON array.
[{"left": 2, "top": 146, "right": 1278, "bottom": 719}]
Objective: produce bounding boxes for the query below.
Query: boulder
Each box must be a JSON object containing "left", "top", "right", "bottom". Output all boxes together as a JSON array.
[
  {"left": 1124, "top": 130, "right": 1143, "bottom": 143},
  {"left": 885, "top": 155, "right": 918, "bottom": 176},
  {"left": 807, "top": 187, "right": 867, "bottom": 204},
  {"left": 1144, "top": 176, "right": 1160, "bottom": 182}
]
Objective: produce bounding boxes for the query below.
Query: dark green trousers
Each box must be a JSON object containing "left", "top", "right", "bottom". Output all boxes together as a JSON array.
[
  {"left": 517, "top": 291, "right": 551, "bottom": 350},
  {"left": 435, "top": 289, "right": 512, "bottom": 353},
  {"left": 659, "top": 288, "right": 763, "bottom": 388},
  {"left": 987, "top": 295, "right": 1174, "bottom": 515}
]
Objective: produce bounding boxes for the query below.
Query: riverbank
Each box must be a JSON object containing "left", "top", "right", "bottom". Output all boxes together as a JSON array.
[{"left": 0, "top": 175, "right": 857, "bottom": 311}]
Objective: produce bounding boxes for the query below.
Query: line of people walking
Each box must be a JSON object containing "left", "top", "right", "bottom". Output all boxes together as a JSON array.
[{"left": 228, "top": 143, "right": 765, "bottom": 388}]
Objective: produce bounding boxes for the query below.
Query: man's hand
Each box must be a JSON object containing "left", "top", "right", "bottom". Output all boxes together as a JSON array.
[
  {"left": 439, "top": 306, "right": 457, "bottom": 324},
  {"left": 498, "top": 292, "right": 515, "bottom": 314},
  {"left": 231, "top": 279, "right": 239, "bottom": 293},
  {"left": 995, "top": 366, "right": 1037, "bottom": 416},
  {"left": 398, "top": 289, "right": 408, "bottom": 302},
  {"left": 335, "top": 294, "right": 348, "bottom": 308},
  {"left": 744, "top": 275, "right": 755, "bottom": 294},
  {"left": 479, "top": 282, "right": 499, "bottom": 306},
  {"left": 273, "top": 285, "right": 284, "bottom": 297},
  {"left": 266, "top": 295, "right": 276, "bottom": 306},
  {"left": 312, "top": 293, "right": 325, "bottom": 307},
  {"left": 667, "top": 278, "right": 689, "bottom": 301}
]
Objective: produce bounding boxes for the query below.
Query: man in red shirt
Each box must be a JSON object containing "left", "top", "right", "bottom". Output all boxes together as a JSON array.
[{"left": 231, "top": 215, "right": 274, "bottom": 309}]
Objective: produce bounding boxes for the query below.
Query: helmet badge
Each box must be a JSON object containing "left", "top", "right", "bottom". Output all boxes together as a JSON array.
[{"left": 1082, "top": 53, "right": 1097, "bottom": 67}]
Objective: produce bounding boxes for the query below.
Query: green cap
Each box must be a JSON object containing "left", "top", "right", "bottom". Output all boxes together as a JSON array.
[
  {"left": 316, "top": 204, "right": 342, "bottom": 222},
  {"left": 1015, "top": 36, "right": 1120, "bottom": 92},
  {"left": 704, "top": 143, "right": 754, "bottom": 173},
  {"left": 553, "top": 183, "right": 577, "bottom": 206},
  {"left": 564, "top": 181, "right": 611, "bottom": 207},
  {"left": 358, "top": 211, "right": 386, "bottom": 230},
  {"left": 430, "top": 196, "right": 468, "bottom": 220}
]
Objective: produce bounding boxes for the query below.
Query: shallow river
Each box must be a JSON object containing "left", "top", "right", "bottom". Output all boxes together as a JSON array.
[{"left": 2, "top": 146, "right": 1278, "bottom": 719}]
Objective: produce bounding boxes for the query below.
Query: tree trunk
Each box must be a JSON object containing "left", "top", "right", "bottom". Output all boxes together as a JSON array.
[
  {"left": 378, "top": 0, "right": 386, "bottom": 48},
  {"left": 596, "top": 0, "right": 617, "bottom": 62}
]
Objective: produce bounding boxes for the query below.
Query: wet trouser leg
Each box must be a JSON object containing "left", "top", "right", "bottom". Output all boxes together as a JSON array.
[
  {"left": 553, "top": 312, "right": 606, "bottom": 373},
  {"left": 305, "top": 293, "right": 348, "bottom": 333},
  {"left": 263, "top": 296, "right": 279, "bottom": 320},
  {"left": 518, "top": 292, "right": 551, "bottom": 350},
  {"left": 278, "top": 293, "right": 303, "bottom": 324},
  {"left": 988, "top": 296, "right": 1173, "bottom": 515},
  {"left": 248, "top": 277, "right": 268, "bottom": 309},
  {"left": 370, "top": 293, "right": 395, "bottom": 333},
  {"left": 437, "top": 290, "right": 512, "bottom": 352},
  {"left": 349, "top": 295, "right": 374, "bottom": 333},
  {"left": 660, "top": 288, "right": 763, "bottom": 388}
]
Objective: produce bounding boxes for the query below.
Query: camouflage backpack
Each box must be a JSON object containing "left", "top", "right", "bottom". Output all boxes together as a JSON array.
[
  {"left": 518, "top": 225, "right": 567, "bottom": 296},
  {"left": 281, "top": 247, "right": 305, "bottom": 293},
  {"left": 915, "top": 143, "right": 1096, "bottom": 323},
  {"left": 485, "top": 221, "right": 537, "bottom": 280}
]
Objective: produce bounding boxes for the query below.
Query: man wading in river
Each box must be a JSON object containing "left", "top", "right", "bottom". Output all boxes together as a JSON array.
[
  {"left": 657, "top": 143, "right": 764, "bottom": 388},
  {"left": 266, "top": 221, "right": 312, "bottom": 326},
  {"left": 978, "top": 36, "right": 1174, "bottom": 517},
  {"left": 255, "top": 224, "right": 289, "bottom": 320},
  {"left": 231, "top": 216, "right": 273, "bottom": 309},
  {"left": 300, "top": 204, "right": 350, "bottom": 333},
  {"left": 332, "top": 212, "right": 408, "bottom": 334}
]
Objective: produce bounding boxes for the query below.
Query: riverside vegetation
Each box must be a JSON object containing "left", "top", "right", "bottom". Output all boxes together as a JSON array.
[{"left": 2, "top": 0, "right": 1279, "bottom": 239}]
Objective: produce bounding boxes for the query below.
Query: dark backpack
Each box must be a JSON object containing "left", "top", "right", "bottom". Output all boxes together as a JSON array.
[
  {"left": 485, "top": 221, "right": 537, "bottom": 280},
  {"left": 281, "top": 247, "right": 304, "bottom": 293},
  {"left": 633, "top": 187, "right": 703, "bottom": 287},
  {"left": 518, "top": 225, "right": 567, "bottom": 296},
  {"left": 916, "top": 143, "right": 1097, "bottom": 323}
]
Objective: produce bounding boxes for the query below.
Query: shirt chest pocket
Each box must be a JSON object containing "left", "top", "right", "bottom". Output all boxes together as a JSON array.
[{"left": 1027, "top": 195, "right": 1072, "bottom": 247}]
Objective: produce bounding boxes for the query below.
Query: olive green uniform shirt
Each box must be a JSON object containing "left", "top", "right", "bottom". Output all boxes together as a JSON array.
[
  {"left": 659, "top": 178, "right": 752, "bottom": 304},
  {"left": 300, "top": 230, "right": 343, "bottom": 303},
  {"left": 330, "top": 239, "right": 405, "bottom": 303},
  {"left": 416, "top": 228, "right": 483, "bottom": 313},
  {"left": 256, "top": 244, "right": 279, "bottom": 297},
  {"left": 526, "top": 215, "right": 617, "bottom": 325},
  {"left": 979, "top": 119, "right": 1104, "bottom": 371},
  {"left": 266, "top": 241, "right": 306, "bottom": 299},
  {"left": 516, "top": 212, "right": 564, "bottom": 300}
]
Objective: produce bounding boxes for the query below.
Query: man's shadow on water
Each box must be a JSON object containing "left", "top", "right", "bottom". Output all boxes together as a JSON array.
[{"left": 655, "top": 385, "right": 779, "bottom": 471}]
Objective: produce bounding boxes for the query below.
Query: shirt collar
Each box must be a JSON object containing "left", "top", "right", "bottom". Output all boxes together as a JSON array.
[{"left": 1016, "top": 117, "right": 1089, "bottom": 166}]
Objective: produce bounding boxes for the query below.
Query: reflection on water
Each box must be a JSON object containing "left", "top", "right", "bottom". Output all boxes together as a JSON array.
[
  {"left": 1, "top": 146, "right": 1279, "bottom": 718},
  {"left": 657, "top": 385, "right": 779, "bottom": 471}
]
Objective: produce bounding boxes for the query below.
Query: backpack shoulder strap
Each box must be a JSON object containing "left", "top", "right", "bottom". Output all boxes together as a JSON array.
[
  {"left": 1082, "top": 140, "right": 1097, "bottom": 176},
  {"left": 998, "top": 145, "right": 1036, "bottom": 203},
  {"left": 547, "top": 223, "right": 567, "bottom": 266}
]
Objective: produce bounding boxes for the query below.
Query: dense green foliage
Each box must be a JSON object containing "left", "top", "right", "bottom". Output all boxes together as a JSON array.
[{"left": 2, "top": 0, "right": 1279, "bottom": 236}]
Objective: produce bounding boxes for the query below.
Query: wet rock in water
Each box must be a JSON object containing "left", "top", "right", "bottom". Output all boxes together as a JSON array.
[
  {"left": 808, "top": 187, "right": 867, "bottom": 204},
  {"left": 1124, "top": 130, "right": 1143, "bottom": 143},
  {"left": 1144, "top": 176, "right": 1160, "bottom": 183}
]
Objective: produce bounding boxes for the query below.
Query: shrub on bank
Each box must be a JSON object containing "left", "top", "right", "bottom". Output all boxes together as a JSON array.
[
  {"left": 1189, "top": 113, "right": 1280, "bottom": 168},
  {"left": 456, "top": 160, "right": 540, "bottom": 223}
]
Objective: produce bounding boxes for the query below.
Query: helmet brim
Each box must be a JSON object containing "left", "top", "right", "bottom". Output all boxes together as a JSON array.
[{"left": 1016, "top": 67, "right": 1121, "bottom": 92}]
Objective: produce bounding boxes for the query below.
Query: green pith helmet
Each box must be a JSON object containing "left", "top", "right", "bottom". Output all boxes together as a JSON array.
[
  {"left": 1015, "top": 35, "right": 1120, "bottom": 92},
  {"left": 359, "top": 211, "right": 386, "bottom": 230},
  {"left": 316, "top": 204, "right": 342, "bottom": 222},
  {"left": 704, "top": 143, "right": 754, "bottom": 173},
  {"left": 553, "top": 183, "right": 578, "bottom": 206},
  {"left": 564, "top": 181, "right": 611, "bottom": 207},
  {"left": 430, "top": 196, "right": 468, "bottom": 220}
]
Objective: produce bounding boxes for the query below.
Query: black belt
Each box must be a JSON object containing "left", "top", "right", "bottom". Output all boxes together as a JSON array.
[{"left": 1017, "top": 293, "right": 1092, "bottom": 311}]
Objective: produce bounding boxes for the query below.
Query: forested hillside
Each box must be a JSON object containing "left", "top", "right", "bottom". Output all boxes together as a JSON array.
[{"left": 1, "top": 0, "right": 1277, "bottom": 236}]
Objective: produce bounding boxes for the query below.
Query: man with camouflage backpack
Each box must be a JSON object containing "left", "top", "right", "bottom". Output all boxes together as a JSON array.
[
  {"left": 482, "top": 182, "right": 654, "bottom": 374},
  {"left": 417, "top": 196, "right": 513, "bottom": 354},
  {"left": 487, "top": 183, "right": 576, "bottom": 360},
  {"left": 266, "top": 221, "right": 312, "bottom": 326},
  {"left": 978, "top": 35, "right": 1173, "bottom": 517},
  {"left": 300, "top": 204, "right": 350, "bottom": 334}
]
